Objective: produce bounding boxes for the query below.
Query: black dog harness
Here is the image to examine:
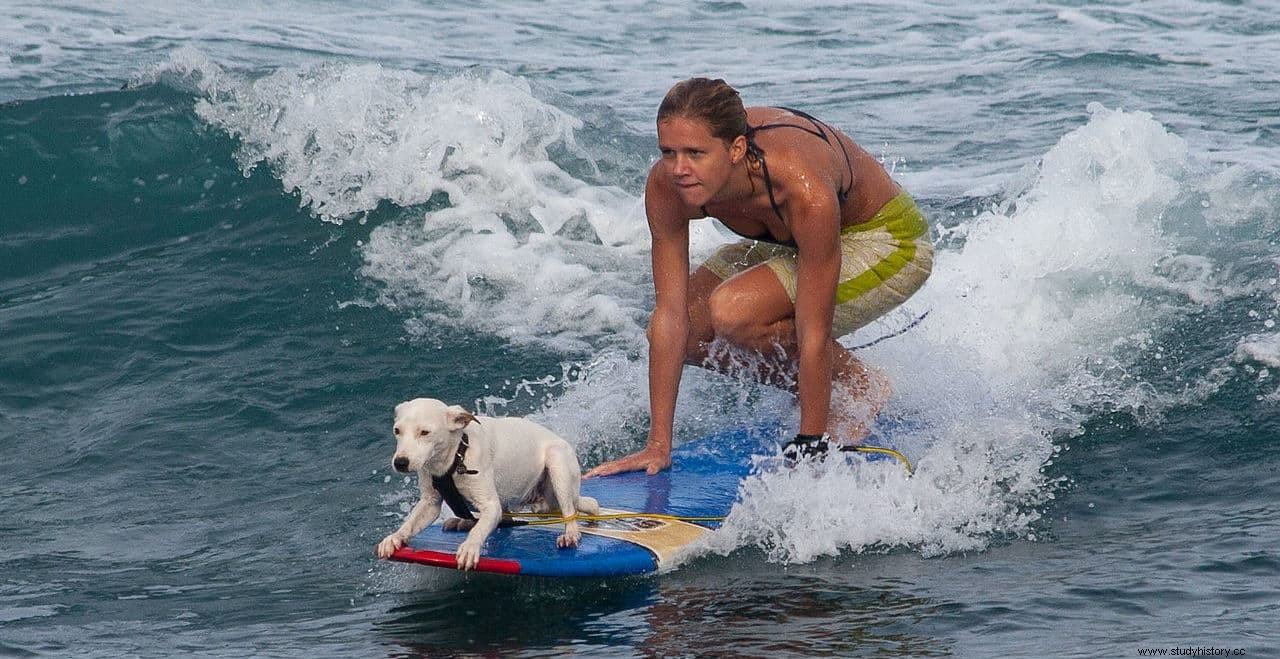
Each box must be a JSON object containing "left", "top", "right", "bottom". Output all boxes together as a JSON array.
[
  {"left": 430, "top": 433, "right": 479, "bottom": 521},
  {"left": 429, "top": 432, "right": 526, "bottom": 528}
]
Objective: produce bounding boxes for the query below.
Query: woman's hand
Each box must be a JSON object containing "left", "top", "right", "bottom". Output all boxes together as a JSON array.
[{"left": 583, "top": 445, "right": 672, "bottom": 478}]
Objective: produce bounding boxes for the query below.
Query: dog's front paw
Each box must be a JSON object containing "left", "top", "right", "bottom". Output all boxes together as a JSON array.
[
  {"left": 376, "top": 532, "right": 406, "bottom": 559},
  {"left": 556, "top": 523, "right": 582, "bottom": 549},
  {"left": 455, "top": 540, "right": 482, "bottom": 570}
]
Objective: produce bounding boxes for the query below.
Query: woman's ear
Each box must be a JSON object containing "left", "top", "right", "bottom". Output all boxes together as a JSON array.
[{"left": 730, "top": 135, "right": 748, "bottom": 164}]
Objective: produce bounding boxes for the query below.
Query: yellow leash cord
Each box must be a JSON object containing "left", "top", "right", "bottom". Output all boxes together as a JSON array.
[
  {"left": 844, "top": 446, "right": 914, "bottom": 476},
  {"left": 501, "top": 511, "right": 728, "bottom": 526}
]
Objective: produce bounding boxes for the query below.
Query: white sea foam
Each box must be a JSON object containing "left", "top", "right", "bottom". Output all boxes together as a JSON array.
[
  {"left": 152, "top": 54, "right": 661, "bottom": 352},
  {"left": 1236, "top": 333, "right": 1280, "bottom": 368},
  {"left": 1235, "top": 333, "right": 1280, "bottom": 401}
]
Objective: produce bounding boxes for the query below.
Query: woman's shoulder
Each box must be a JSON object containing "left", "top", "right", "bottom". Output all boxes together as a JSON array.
[
  {"left": 745, "top": 119, "right": 824, "bottom": 174},
  {"left": 745, "top": 106, "right": 793, "bottom": 123}
]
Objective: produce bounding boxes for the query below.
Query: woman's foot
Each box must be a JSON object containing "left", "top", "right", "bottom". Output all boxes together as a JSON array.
[{"left": 827, "top": 366, "right": 891, "bottom": 446}]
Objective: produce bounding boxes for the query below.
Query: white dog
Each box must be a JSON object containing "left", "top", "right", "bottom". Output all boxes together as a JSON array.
[{"left": 375, "top": 398, "right": 600, "bottom": 570}]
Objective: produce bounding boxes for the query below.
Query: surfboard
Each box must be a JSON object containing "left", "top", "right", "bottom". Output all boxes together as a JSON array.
[{"left": 387, "top": 423, "right": 912, "bottom": 577}]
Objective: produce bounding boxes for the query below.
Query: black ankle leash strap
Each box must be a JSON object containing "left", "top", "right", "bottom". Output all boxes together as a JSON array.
[{"left": 783, "top": 433, "right": 830, "bottom": 459}]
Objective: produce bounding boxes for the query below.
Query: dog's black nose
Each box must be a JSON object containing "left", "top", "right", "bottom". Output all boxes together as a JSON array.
[{"left": 393, "top": 457, "right": 410, "bottom": 472}]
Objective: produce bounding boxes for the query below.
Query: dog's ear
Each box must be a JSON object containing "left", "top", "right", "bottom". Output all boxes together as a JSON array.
[{"left": 446, "top": 406, "right": 478, "bottom": 431}]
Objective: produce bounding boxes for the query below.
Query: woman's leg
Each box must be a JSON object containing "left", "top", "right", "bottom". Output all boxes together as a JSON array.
[{"left": 689, "top": 263, "right": 887, "bottom": 443}]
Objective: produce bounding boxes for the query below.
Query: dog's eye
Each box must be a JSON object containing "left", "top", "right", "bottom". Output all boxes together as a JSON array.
[
  {"left": 393, "top": 427, "right": 401, "bottom": 435},
  {"left": 418, "top": 429, "right": 430, "bottom": 437}
]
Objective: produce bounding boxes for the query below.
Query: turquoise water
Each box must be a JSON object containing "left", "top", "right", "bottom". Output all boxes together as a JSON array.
[{"left": 2, "top": 2, "right": 1278, "bottom": 656}]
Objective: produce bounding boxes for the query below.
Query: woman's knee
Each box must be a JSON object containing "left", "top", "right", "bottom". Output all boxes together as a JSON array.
[{"left": 707, "top": 285, "right": 759, "bottom": 344}]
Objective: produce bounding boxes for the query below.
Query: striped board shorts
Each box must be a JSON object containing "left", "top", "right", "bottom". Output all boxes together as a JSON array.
[{"left": 700, "top": 191, "right": 933, "bottom": 338}]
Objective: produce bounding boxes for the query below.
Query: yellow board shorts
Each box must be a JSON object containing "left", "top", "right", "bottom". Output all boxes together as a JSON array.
[{"left": 700, "top": 191, "right": 934, "bottom": 337}]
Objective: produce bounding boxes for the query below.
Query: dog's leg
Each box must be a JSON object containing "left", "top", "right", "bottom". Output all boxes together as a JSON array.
[
  {"left": 544, "top": 443, "right": 589, "bottom": 549},
  {"left": 443, "top": 517, "right": 477, "bottom": 532},
  {"left": 454, "top": 487, "right": 502, "bottom": 571},
  {"left": 376, "top": 482, "right": 442, "bottom": 559}
]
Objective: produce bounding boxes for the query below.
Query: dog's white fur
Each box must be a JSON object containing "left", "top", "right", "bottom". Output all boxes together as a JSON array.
[{"left": 375, "top": 397, "right": 599, "bottom": 570}]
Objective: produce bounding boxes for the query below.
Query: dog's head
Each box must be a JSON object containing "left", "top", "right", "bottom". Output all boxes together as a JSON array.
[{"left": 391, "top": 398, "right": 478, "bottom": 475}]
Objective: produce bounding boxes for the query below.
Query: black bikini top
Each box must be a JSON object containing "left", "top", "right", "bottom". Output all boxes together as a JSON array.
[{"left": 701, "top": 107, "right": 855, "bottom": 248}]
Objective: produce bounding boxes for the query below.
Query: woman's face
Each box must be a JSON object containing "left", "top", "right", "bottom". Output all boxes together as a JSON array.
[{"left": 657, "top": 116, "right": 739, "bottom": 207}]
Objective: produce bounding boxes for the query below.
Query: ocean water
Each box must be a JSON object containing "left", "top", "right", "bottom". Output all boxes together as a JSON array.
[{"left": 2, "top": 1, "right": 1278, "bottom": 656}]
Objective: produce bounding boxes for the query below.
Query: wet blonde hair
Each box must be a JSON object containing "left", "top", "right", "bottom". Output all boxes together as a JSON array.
[{"left": 657, "top": 78, "right": 749, "bottom": 143}]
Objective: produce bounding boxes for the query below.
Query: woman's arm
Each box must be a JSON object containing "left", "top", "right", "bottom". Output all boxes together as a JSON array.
[
  {"left": 787, "top": 188, "right": 843, "bottom": 437},
  {"left": 584, "top": 170, "right": 690, "bottom": 477}
]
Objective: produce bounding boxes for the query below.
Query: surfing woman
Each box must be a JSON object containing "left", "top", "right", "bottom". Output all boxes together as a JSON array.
[{"left": 585, "top": 78, "right": 933, "bottom": 477}]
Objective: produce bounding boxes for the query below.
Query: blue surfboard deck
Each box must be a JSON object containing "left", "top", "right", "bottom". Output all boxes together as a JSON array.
[{"left": 388, "top": 422, "right": 912, "bottom": 577}]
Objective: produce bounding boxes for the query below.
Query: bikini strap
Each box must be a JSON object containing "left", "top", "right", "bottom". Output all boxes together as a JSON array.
[
  {"left": 750, "top": 107, "right": 855, "bottom": 204},
  {"left": 748, "top": 138, "right": 787, "bottom": 226}
]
